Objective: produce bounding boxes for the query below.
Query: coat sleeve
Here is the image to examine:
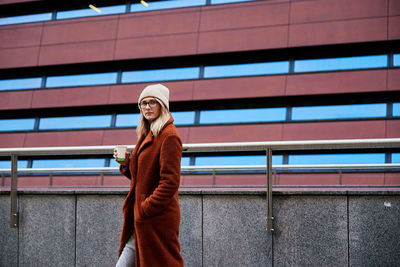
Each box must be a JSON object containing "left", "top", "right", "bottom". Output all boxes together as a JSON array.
[{"left": 141, "top": 134, "right": 182, "bottom": 217}]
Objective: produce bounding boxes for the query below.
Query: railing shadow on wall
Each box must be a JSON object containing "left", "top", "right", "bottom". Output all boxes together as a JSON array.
[{"left": 0, "top": 138, "right": 400, "bottom": 232}]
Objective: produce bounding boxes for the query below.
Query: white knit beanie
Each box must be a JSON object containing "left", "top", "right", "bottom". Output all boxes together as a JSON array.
[{"left": 138, "top": 84, "right": 170, "bottom": 110}]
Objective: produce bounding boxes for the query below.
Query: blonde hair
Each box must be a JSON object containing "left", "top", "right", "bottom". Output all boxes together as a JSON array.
[{"left": 136, "top": 98, "right": 170, "bottom": 138}]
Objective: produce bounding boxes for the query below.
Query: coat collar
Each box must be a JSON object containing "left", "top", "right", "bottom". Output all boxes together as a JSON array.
[{"left": 136, "top": 113, "right": 174, "bottom": 155}]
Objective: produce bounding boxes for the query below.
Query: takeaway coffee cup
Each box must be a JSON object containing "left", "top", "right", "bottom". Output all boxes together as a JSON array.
[{"left": 116, "top": 145, "right": 127, "bottom": 161}]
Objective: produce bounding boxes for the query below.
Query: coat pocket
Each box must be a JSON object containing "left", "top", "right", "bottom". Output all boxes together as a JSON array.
[{"left": 138, "top": 194, "right": 148, "bottom": 219}]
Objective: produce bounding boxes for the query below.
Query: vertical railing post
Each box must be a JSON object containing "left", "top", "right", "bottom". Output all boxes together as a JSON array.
[
  {"left": 10, "top": 154, "right": 19, "bottom": 228},
  {"left": 266, "top": 148, "right": 274, "bottom": 234},
  {"left": 212, "top": 169, "right": 216, "bottom": 186}
]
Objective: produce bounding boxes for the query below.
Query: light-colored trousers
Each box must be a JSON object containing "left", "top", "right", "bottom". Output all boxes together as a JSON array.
[{"left": 115, "top": 234, "right": 135, "bottom": 267}]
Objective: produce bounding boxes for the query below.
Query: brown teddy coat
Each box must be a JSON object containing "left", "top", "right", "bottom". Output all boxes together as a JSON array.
[{"left": 118, "top": 116, "right": 184, "bottom": 267}]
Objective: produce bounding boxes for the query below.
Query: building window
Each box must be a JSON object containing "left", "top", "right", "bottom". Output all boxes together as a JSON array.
[
  {"left": 194, "top": 155, "right": 283, "bottom": 166},
  {"left": 0, "top": 12, "right": 52, "bottom": 25},
  {"left": 115, "top": 111, "right": 196, "bottom": 127},
  {"left": 121, "top": 67, "right": 200, "bottom": 84},
  {"left": 291, "top": 103, "right": 386, "bottom": 121},
  {"left": 394, "top": 54, "right": 400, "bottom": 67},
  {"left": 199, "top": 107, "right": 286, "bottom": 124},
  {"left": 32, "top": 158, "right": 106, "bottom": 168},
  {"left": 294, "top": 55, "right": 388, "bottom": 73},
  {"left": 39, "top": 115, "right": 112, "bottom": 130},
  {"left": 392, "top": 153, "right": 400, "bottom": 163},
  {"left": 130, "top": 0, "right": 206, "bottom": 12},
  {"left": 288, "top": 153, "right": 386, "bottom": 165},
  {"left": 393, "top": 103, "right": 400, "bottom": 117},
  {"left": 0, "top": 77, "right": 42, "bottom": 91},
  {"left": 204, "top": 61, "right": 289, "bottom": 78},
  {"left": 171, "top": 111, "right": 196, "bottom": 125},
  {"left": 0, "top": 118, "right": 35, "bottom": 132},
  {"left": 115, "top": 114, "right": 141, "bottom": 127},
  {"left": 56, "top": 5, "right": 126, "bottom": 20},
  {"left": 46, "top": 73, "right": 117, "bottom": 88},
  {"left": 0, "top": 160, "right": 29, "bottom": 169}
]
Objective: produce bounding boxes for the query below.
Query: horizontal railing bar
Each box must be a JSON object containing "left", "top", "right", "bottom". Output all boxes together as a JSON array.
[
  {"left": 183, "top": 138, "right": 400, "bottom": 152},
  {"left": 0, "top": 163, "right": 399, "bottom": 174},
  {"left": 0, "top": 138, "right": 399, "bottom": 156}
]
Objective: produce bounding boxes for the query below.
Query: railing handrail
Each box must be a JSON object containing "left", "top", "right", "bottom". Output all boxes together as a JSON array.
[
  {"left": 0, "top": 138, "right": 399, "bottom": 156},
  {"left": 1, "top": 163, "right": 400, "bottom": 173}
]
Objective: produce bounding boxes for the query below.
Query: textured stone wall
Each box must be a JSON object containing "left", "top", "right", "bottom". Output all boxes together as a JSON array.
[{"left": 1, "top": 191, "right": 399, "bottom": 267}]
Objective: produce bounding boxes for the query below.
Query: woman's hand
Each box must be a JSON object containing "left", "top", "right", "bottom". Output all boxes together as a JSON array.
[{"left": 113, "top": 149, "right": 130, "bottom": 166}]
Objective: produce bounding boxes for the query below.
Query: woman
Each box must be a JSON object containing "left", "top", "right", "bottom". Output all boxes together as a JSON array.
[{"left": 114, "top": 84, "right": 184, "bottom": 267}]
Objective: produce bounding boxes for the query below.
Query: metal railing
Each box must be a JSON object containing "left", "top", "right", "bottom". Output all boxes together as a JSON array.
[{"left": 1, "top": 138, "right": 400, "bottom": 232}]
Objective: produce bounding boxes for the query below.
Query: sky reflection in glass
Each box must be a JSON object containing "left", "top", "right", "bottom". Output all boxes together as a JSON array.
[
  {"left": 116, "top": 114, "right": 141, "bottom": 127},
  {"left": 32, "top": 158, "right": 106, "bottom": 168},
  {"left": 0, "top": 160, "right": 29, "bottom": 169},
  {"left": 0, "top": 118, "right": 35, "bottom": 131},
  {"left": 131, "top": 0, "right": 205, "bottom": 12},
  {"left": 394, "top": 54, "right": 400, "bottom": 67},
  {"left": 195, "top": 155, "right": 283, "bottom": 166},
  {"left": 292, "top": 103, "right": 386, "bottom": 120},
  {"left": 392, "top": 153, "right": 400, "bottom": 163},
  {"left": 200, "top": 108, "right": 286, "bottom": 124},
  {"left": 39, "top": 115, "right": 112, "bottom": 130},
  {"left": 289, "top": 153, "right": 385, "bottom": 165},
  {"left": 122, "top": 67, "right": 199, "bottom": 83},
  {"left": 0, "top": 13, "right": 52, "bottom": 25},
  {"left": 393, "top": 103, "right": 400, "bottom": 117},
  {"left": 171, "top": 111, "right": 196, "bottom": 125},
  {"left": 56, "top": 5, "right": 125, "bottom": 20},
  {"left": 294, "top": 55, "right": 387, "bottom": 73},
  {"left": 46, "top": 73, "right": 117, "bottom": 88},
  {"left": 204, "top": 61, "right": 289, "bottom": 78},
  {"left": 0, "top": 77, "right": 42, "bottom": 91}
]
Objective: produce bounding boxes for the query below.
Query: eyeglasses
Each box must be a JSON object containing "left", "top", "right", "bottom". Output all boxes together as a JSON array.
[{"left": 139, "top": 99, "right": 158, "bottom": 109}]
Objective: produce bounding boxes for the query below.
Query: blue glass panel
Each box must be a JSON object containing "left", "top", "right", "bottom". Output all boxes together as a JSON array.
[
  {"left": 32, "top": 159, "right": 106, "bottom": 168},
  {"left": 181, "top": 157, "right": 191, "bottom": 166},
  {"left": 393, "top": 103, "right": 400, "bottom": 117},
  {"left": 131, "top": 0, "right": 205, "bottom": 12},
  {"left": 289, "top": 153, "right": 385, "bottom": 165},
  {"left": 211, "top": 0, "right": 254, "bottom": 3},
  {"left": 195, "top": 155, "right": 283, "bottom": 166},
  {"left": 292, "top": 103, "right": 386, "bottom": 120},
  {"left": 46, "top": 72, "right": 117, "bottom": 88},
  {"left": 204, "top": 61, "right": 289, "bottom": 78},
  {"left": 39, "top": 115, "right": 111, "bottom": 130},
  {"left": 0, "top": 77, "right": 42, "bottom": 91},
  {"left": 0, "top": 118, "right": 35, "bottom": 132},
  {"left": 294, "top": 55, "right": 388, "bottom": 73},
  {"left": 109, "top": 160, "right": 120, "bottom": 167},
  {"left": 392, "top": 153, "right": 400, "bottom": 163},
  {"left": 394, "top": 54, "right": 400, "bottom": 67},
  {"left": 115, "top": 114, "right": 141, "bottom": 127},
  {"left": 56, "top": 5, "right": 125, "bottom": 20},
  {"left": 200, "top": 108, "right": 286, "bottom": 124},
  {"left": 0, "top": 13, "right": 52, "bottom": 26},
  {"left": 171, "top": 111, "right": 196, "bottom": 125},
  {"left": 121, "top": 67, "right": 200, "bottom": 83},
  {"left": 0, "top": 160, "right": 29, "bottom": 169}
]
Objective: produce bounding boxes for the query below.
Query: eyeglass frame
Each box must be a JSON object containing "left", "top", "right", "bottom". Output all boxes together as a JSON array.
[{"left": 138, "top": 98, "right": 160, "bottom": 109}]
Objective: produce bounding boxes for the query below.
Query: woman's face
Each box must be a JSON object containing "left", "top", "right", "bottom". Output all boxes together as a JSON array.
[{"left": 140, "top": 97, "right": 161, "bottom": 122}]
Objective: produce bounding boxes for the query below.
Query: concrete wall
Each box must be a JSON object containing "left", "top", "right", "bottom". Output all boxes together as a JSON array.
[{"left": 1, "top": 190, "right": 399, "bottom": 267}]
